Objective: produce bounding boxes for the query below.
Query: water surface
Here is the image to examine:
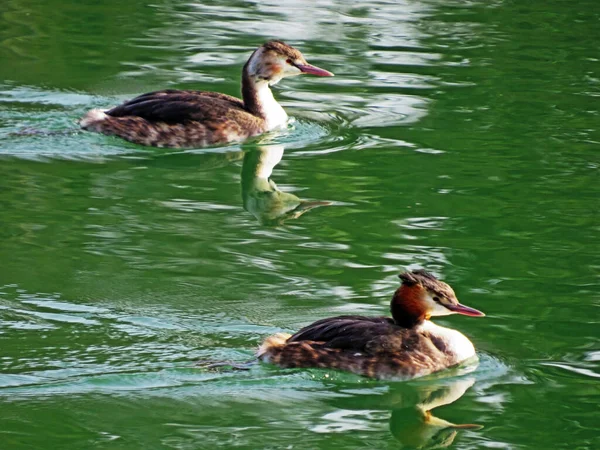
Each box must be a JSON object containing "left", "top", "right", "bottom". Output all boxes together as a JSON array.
[{"left": 1, "top": 0, "right": 599, "bottom": 449}]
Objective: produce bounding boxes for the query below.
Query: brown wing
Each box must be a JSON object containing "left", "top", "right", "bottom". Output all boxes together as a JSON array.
[
  {"left": 106, "top": 89, "right": 248, "bottom": 124},
  {"left": 287, "top": 315, "right": 404, "bottom": 353}
]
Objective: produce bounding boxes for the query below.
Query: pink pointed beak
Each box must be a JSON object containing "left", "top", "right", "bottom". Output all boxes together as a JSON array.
[
  {"left": 446, "top": 302, "right": 485, "bottom": 317},
  {"left": 296, "top": 63, "right": 334, "bottom": 77}
]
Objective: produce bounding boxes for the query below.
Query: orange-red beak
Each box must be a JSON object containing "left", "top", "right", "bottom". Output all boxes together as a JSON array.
[
  {"left": 446, "top": 302, "right": 485, "bottom": 317},
  {"left": 296, "top": 63, "right": 334, "bottom": 77}
]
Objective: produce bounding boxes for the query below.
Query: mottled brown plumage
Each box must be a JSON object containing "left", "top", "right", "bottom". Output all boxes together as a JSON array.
[
  {"left": 257, "top": 270, "right": 485, "bottom": 380},
  {"left": 80, "top": 41, "right": 333, "bottom": 148}
]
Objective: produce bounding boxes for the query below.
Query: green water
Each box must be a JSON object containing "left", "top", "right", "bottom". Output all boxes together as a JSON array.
[{"left": 1, "top": 0, "right": 599, "bottom": 448}]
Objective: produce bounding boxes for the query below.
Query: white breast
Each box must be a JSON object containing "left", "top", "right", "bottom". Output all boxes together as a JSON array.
[{"left": 420, "top": 320, "right": 477, "bottom": 363}]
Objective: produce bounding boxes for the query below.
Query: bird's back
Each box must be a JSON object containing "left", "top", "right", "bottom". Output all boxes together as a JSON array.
[
  {"left": 80, "top": 89, "right": 267, "bottom": 147},
  {"left": 106, "top": 90, "right": 247, "bottom": 122}
]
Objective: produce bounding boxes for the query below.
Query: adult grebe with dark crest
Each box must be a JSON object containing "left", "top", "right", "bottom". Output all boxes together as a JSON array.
[{"left": 258, "top": 270, "right": 485, "bottom": 380}]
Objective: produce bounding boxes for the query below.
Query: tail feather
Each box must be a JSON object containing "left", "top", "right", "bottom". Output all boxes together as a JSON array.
[
  {"left": 79, "top": 109, "right": 108, "bottom": 129},
  {"left": 256, "top": 333, "right": 292, "bottom": 360}
]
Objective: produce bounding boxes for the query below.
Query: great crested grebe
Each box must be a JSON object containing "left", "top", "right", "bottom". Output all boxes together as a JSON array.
[
  {"left": 258, "top": 270, "right": 485, "bottom": 380},
  {"left": 80, "top": 41, "right": 333, "bottom": 148}
]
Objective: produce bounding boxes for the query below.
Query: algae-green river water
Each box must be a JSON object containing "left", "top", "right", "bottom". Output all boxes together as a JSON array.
[{"left": 1, "top": 0, "right": 598, "bottom": 449}]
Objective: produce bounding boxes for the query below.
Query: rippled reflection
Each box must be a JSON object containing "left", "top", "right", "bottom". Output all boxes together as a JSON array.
[
  {"left": 315, "top": 378, "right": 482, "bottom": 449},
  {"left": 388, "top": 379, "right": 482, "bottom": 449},
  {"left": 242, "top": 144, "right": 331, "bottom": 225}
]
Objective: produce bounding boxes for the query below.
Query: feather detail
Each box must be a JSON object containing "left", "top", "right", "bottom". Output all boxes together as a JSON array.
[
  {"left": 257, "top": 316, "right": 476, "bottom": 380},
  {"left": 80, "top": 41, "right": 331, "bottom": 148}
]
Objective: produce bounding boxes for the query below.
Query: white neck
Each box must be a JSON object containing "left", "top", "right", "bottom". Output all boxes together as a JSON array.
[
  {"left": 254, "top": 145, "right": 284, "bottom": 180},
  {"left": 254, "top": 82, "right": 288, "bottom": 130}
]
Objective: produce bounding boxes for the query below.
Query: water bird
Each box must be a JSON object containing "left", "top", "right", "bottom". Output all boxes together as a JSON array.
[
  {"left": 80, "top": 41, "right": 333, "bottom": 148},
  {"left": 258, "top": 270, "right": 485, "bottom": 380}
]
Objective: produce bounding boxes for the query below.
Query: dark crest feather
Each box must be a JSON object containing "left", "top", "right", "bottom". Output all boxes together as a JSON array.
[
  {"left": 398, "top": 269, "right": 439, "bottom": 286},
  {"left": 398, "top": 271, "right": 418, "bottom": 285},
  {"left": 398, "top": 269, "right": 455, "bottom": 300},
  {"left": 261, "top": 40, "right": 303, "bottom": 60}
]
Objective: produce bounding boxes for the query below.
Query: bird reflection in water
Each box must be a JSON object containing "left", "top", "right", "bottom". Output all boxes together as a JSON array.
[
  {"left": 318, "top": 377, "right": 482, "bottom": 449},
  {"left": 389, "top": 378, "right": 482, "bottom": 449},
  {"left": 241, "top": 144, "right": 331, "bottom": 225}
]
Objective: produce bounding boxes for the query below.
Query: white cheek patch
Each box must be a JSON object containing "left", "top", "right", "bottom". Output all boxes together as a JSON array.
[
  {"left": 424, "top": 292, "right": 455, "bottom": 316},
  {"left": 432, "top": 302, "right": 454, "bottom": 316},
  {"left": 268, "top": 62, "right": 298, "bottom": 86},
  {"left": 283, "top": 63, "right": 302, "bottom": 77},
  {"left": 248, "top": 51, "right": 301, "bottom": 84}
]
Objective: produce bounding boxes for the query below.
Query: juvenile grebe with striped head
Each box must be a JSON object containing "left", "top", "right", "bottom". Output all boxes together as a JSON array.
[
  {"left": 258, "top": 270, "right": 485, "bottom": 380},
  {"left": 80, "top": 41, "right": 333, "bottom": 148}
]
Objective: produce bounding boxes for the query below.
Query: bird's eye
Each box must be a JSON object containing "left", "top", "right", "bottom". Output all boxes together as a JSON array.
[
  {"left": 286, "top": 58, "right": 293, "bottom": 64},
  {"left": 433, "top": 296, "right": 441, "bottom": 303}
]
